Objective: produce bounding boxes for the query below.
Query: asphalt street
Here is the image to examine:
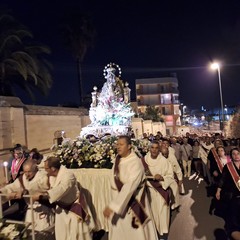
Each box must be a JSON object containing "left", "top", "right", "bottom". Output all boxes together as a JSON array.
[{"left": 99, "top": 174, "right": 227, "bottom": 240}]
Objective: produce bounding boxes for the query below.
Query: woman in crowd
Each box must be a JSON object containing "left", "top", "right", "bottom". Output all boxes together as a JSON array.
[
  {"left": 209, "top": 145, "right": 231, "bottom": 216},
  {"left": 216, "top": 148, "right": 240, "bottom": 240},
  {"left": 210, "top": 145, "right": 231, "bottom": 184}
]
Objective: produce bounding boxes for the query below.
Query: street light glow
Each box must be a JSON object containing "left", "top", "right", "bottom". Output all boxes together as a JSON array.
[
  {"left": 210, "top": 62, "right": 220, "bottom": 70},
  {"left": 210, "top": 61, "right": 224, "bottom": 131}
]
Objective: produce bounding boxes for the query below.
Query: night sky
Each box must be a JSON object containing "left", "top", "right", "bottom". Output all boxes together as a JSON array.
[{"left": 2, "top": 0, "right": 240, "bottom": 110}]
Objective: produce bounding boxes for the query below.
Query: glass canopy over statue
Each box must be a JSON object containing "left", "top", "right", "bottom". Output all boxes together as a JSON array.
[{"left": 80, "top": 63, "right": 134, "bottom": 138}]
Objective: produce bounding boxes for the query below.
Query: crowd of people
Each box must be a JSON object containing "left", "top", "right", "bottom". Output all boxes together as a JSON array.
[
  {"left": 0, "top": 132, "right": 240, "bottom": 240},
  {"left": 138, "top": 131, "right": 240, "bottom": 240},
  {"left": 0, "top": 145, "right": 95, "bottom": 240}
]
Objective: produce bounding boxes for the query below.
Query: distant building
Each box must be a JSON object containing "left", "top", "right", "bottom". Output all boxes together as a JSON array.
[{"left": 135, "top": 76, "right": 181, "bottom": 135}]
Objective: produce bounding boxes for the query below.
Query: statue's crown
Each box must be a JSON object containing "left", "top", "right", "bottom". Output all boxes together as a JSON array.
[
  {"left": 103, "top": 62, "right": 121, "bottom": 79},
  {"left": 106, "top": 66, "right": 116, "bottom": 73}
]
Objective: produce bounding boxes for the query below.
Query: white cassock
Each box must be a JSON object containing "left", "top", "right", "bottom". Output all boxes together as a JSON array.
[
  {"left": 168, "top": 146, "right": 176, "bottom": 157},
  {"left": 167, "top": 152, "right": 183, "bottom": 182},
  {"left": 0, "top": 171, "right": 54, "bottom": 231},
  {"left": 166, "top": 152, "right": 183, "bottom": 209},
  {"left": 108, "top": 151, "right": 158, "bottom": 240},
  {"left": 145, "top": 152, "right": 175, "bottom": 235},
  {"left": 47, "top": 165, "right": 95, "bottom": 240}
]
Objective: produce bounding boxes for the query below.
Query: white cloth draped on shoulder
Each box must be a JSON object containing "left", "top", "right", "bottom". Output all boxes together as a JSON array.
[
  {"left": 48, "top": 165, "right": 95, "bottom": 240},
  {"left": 108, "top": 151, "right": 158, "bottom": 240},
  {"left": 144, "top": 152, "right": 175, "bottom": 235},
  {"left": 0, "top": 171, "right": 54, "bottom": 231}
]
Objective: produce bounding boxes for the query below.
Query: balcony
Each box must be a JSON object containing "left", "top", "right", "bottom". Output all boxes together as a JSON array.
[
  {"left": 137, "top": 100, "right": 180, "bottom": 106},
  {"left": 161, "top": 100, "right": 180, "bottom": 104},
  {"left": 136, "top": 87, "right": 179, "bottom": 95}
]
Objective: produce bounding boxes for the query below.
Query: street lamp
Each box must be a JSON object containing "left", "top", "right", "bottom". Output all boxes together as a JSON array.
[{"left": 210, "top": 62, "right": 224, "bottom": 130}]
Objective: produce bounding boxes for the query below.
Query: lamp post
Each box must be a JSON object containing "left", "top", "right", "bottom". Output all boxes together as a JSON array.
[{"left": 210, "top": 62, "right": 224, "bottom": 131}]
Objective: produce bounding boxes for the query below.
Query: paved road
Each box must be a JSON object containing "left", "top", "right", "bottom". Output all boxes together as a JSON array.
[
  {"left": 30, "top": 175, "right": 227, "bottom": 240},
  {"left": 98, "top": 174, "right": 228, "bottom": 240},
  {"left": 168, "top": 175, "right": 227, "bottom": 240}
]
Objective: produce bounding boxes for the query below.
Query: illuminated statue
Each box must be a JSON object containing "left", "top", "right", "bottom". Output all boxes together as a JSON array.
[
  {"left": 91, "top": 86, "right": 98, "bottom": 107},
  {"left": 123, "top": 82, "right": 131, "bottom": 103},
  {"left": 81, "top": 63, "right": 134, "bottom": 138}
]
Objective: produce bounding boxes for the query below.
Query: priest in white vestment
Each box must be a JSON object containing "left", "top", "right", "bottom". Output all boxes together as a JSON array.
[
  {"left": 33, "top": 156, "right": 95, "bottom": 240},
  {"left": 0, "top": 160, "right": 54, "bottom": 231},
  {"left": 103, "top": 135, "right": 158, "bottom": 240},
  {"left": 161, "top": 146, "right": 183, "bottom": 209},
  {"left": 161, "top": 139, "right": 183, "bottom": 183},
  {"left": 144, "top": 141, "right": 175, "bottom": 237}
]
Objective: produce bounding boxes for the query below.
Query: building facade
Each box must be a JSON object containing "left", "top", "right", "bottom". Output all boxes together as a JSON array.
[
  {"left": 0, "top": 96, "right": 90, "bottom": 185},
  {"left": 136, "top": 76, "right": 181, "bottom": 135}
]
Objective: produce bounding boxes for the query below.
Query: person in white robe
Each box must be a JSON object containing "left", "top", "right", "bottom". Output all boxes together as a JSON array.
[
  {"left": 144, "top": 141, "right": 175, "bottom": 236},
  {"left": 161, "top": 139, "right": 184, "bottom": 190},
  {"left": 180, "top": 137, "right": 193, "bottom": 178},
  {"left": 33, "top": 156, "right": 95, "bottom": 240},
  {"left": 0, "top": 160, "right": 54, "bottom": 231},
  {"left": 161, "top": 139, "right": 183, "bottom": 182},
  {"left": 161, "top": 146, "right": 183, "bottom": 209},
  {"left": 170, "top": 137, "right": 181, "bottom": 164},
  {"left": 103, "top": 135, "right": 158, "bottom": 240},
  {"left": 200, "top": 137, "right": 215, "bottom": 184}
]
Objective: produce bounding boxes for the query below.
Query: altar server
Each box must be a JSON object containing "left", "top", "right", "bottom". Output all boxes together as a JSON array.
[
  {"left": 33, "top": 156, "right": 95, "bottom": 240},
  {"left": 0, "top": 160, "right": 54, "bottom": 231},
  {"left": 143, "top": 141, "right": 175, "bottom": 237},
  {"left": 103, "top": 135, "right": 158, "bottom": 240}
]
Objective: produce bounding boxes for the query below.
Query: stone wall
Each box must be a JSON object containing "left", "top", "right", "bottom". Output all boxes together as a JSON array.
[
  {"left": 0, "top": 96, "right": 90, "bottom": 184},
  {"left": 131, "top": 117, "right": 167, "bottom": 138},
  {"left": 24, "top": 105, "right": 90, "bottom": 151}
]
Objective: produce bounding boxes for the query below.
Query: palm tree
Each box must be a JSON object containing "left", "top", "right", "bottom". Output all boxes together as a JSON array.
[
  {"left": 59, "top": 12, "right": 96, "bottom": 106},
  {"left": 0, "top": 14, "right": 52, "bottom": 102}
]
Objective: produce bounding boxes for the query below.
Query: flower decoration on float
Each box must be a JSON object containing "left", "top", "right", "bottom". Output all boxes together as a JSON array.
[
  {"left": 0, "top": 220, "right": 25, "bottom": 240},
  {"left": 55, "top": 136, "right": 118, "bottom": 169},
  {"left": 54, "top": 136, "right": 150, "bottom": 169}
]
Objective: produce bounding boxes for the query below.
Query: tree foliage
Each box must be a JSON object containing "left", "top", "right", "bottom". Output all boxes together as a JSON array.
[
  {"left": 225, "top": 106, "right": 240, "bottom": 138},
  {"left": 140, "top": 105, "right": 164, "bottom": 122},
  {"left": 0, "top": 13, "right": 52, "bottom": 102},
  {"left": 59, "top": 12, "right": 96, "bottom": 62},
  {"left": 59, "top": 12, "right": 96, "bottom": 105}
]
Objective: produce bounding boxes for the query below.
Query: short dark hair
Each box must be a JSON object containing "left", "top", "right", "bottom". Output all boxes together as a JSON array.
[
  {"left": 118, "top": 135, "right": 131, "bottom": 145},
  {"left": 12, "top": 143, "right": 22, "bottom": 152},
  {"left": 162, "top": 138, "right": 170, "bottom": 144},
  {"left": 32, "top": 152, "right": 43, "bottom": 161},
  {"left": 151, "top": 140, "right": 160, "bottom": 146},
  {"left": 230, "top": 147, "right": 240, "bottom": 159},
  {"left": 46, "top": 156, "right": 61, "bottom": 169},
  {"left": 216, "top": 145, "right": 225, "bottom": 151},
  {"left": 30, "top": 148, "right": 39, "bottom": 154}
]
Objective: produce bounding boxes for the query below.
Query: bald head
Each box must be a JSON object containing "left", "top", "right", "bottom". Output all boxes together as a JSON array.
[{"left": 23, "top": 160, "right": 38, "bottom": 180}]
